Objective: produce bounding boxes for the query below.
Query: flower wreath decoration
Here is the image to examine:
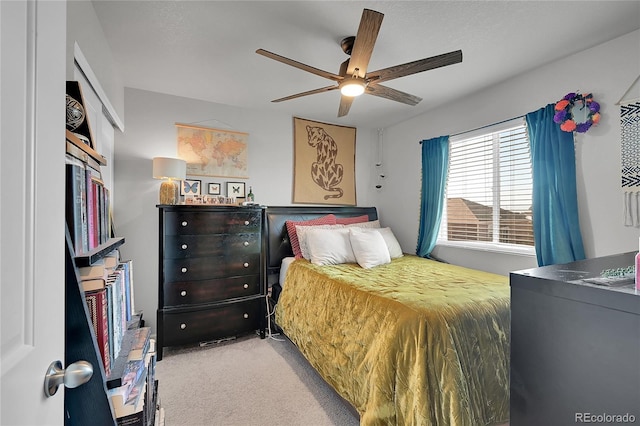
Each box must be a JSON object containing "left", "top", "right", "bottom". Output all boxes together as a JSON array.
[{"left": 553, "top": 92, "right": 601, "bottom": 133}]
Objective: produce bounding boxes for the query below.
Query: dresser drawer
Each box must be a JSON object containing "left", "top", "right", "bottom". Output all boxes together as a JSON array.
[
  {"left": 164, "top": 211, "right": 261, "bottom": 236},
  {"left": 161, "top": 298, "right": 262, "bottom": 346},
  {"left": 163, "top": 274, "right": 261, "bottom": 307},
  {"left": 163, "top": 233, "right": 260, "bottom": 259},
  {"left": 163, "top": 254, "right": 260, "bottom": 282}
]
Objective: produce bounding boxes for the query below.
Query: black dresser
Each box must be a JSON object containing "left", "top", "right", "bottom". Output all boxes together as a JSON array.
[
  {"left": 510, "top": 251, "right": 640, "bottom": 425},
  {"left": 157, "top": 205, "right": 266, "bottom": 359}
]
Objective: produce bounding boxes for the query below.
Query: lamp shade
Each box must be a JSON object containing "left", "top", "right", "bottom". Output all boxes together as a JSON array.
[{"left": 152, "top": 157, "right": 186, "bottom": 180}]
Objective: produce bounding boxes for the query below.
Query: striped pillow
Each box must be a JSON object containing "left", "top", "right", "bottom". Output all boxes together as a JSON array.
[
  {"left": 335, "top": 214, "right": 370, "bottom": 225},
  {"left": 285, "top": 214, "right": 337, "bottom": 258}
]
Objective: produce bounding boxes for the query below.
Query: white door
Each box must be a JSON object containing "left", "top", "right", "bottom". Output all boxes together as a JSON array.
[{"left": 1, "top": 1, "right": 67, "bottom": 424}]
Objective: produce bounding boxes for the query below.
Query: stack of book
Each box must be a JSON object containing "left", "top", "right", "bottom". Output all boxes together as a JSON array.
[
  {"left": 82, "top": 250, "right": 136, "bottom": 376},
  {"left": 107, "top": 327, "right": 158, "bottom": 426},
  {"left": 65, "top": 155, "right": 112, "bottom": 256}
]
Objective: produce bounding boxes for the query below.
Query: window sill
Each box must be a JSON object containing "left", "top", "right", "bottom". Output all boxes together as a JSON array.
[{"left": 435, "top": 240, "right": 536, "bottom": 257}]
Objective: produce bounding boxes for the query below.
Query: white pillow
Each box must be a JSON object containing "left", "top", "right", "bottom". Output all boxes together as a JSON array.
[
  {"left": 348, "top": 227, "right": 391, "bottom": 269},
  {"left": 376, "top": 227, "right": 404, "bottom": 258},
  {"left": 345, "top": 219, "right": 381, "bottom": 229},
  {"left": 295, "top": 224, "right": 345, "bottom": 260},
  {"left": 305, "top": 228, "right": 356, "bottom": 266}
]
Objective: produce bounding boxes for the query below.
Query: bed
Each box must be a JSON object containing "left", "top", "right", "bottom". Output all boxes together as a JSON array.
[{"left": 265, "top": 206, "right": 510, "bottom": 425}]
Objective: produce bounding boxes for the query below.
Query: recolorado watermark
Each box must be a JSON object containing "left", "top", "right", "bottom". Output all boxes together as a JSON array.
[{"left": 575, "top": 413, "right": 636, "bottom": 423}]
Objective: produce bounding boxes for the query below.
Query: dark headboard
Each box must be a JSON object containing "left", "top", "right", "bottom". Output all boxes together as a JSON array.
[{"left": 264, "top": 206, "right": 378, "bottom": 281}]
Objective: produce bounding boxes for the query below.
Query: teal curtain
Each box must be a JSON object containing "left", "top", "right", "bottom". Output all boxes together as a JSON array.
[
  {"left": 526, "top": 104, "right": 586, "bottom": 266},
  {"left": 416, "top": 136, "right": 449, "bottom": 258}
]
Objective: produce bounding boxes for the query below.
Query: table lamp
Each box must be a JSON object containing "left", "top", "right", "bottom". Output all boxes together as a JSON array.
[{"left": 153, "top": 157, "right": 186, "bottom": 205}]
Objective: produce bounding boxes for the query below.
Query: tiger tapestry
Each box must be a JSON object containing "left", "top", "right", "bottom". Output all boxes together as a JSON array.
[{"left": 292, "top": 117, "right": 356, "bottom": 206}]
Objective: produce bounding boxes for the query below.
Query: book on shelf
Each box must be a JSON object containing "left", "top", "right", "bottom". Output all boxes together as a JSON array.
[
  {"left": 155, "top": 406, "right": 165, "bottom": 426},
  {"left": 66, "top": 157, "right": 88, "bottom": 255},
  {"left": 78, "top": 260, "right": 107, "bottom": 280},
  {"left": 84, "top": 288, "right": 111, "bottom": 376},
  {"left": 120, "top": 259, "right": 135, "bottom": 321},
  {"left": 82, "top": 277, "right": 106, "bottom": 292},
  {"left": 86, "top": 166, "right": 100, "bottom": 250},
  {"left": 104, "top": 249, "right": 120, "bottom": 270},
  {"left": 145, "top": 342, "right": 158, "bottom": 425},
  {"left": 110, "top": 374, "right": 147, "bottom": 423},
  {"left": 120, "top": 358, "right": 146, "bottom": 405},
  {"left": 110, "top": 343, "right": 157, "bottom": 425},
  {"left": 106, "top": 272, "right": 124, "bottom": 359},
  {"left": 127, "top": 327, "right": 151, "bottom": 361}
]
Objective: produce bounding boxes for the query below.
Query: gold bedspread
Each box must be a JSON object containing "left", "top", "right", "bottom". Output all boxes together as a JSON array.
[{"left": 275, "top": 255, "right": 510, "bottom": 425}]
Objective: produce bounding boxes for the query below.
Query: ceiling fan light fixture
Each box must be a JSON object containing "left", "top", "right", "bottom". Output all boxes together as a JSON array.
[{"left": 340, "top": 78, "right": 366, "bottom": 97}]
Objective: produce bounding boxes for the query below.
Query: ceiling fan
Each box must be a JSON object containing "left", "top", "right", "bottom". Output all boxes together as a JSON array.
[{"left": 256, "top": 8, "right": 462, "bottom": 117}]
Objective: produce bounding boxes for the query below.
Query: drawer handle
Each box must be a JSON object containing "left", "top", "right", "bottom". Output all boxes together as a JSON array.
[
  {"left": 180, "top": 323, "right": 187, "bottom": 330},
  {"left": 243, "top": 241, "right": 249, "bottom": 247},
  {"left": 243, "top": 283, "right": 249, "bottom": 289},
  {"left": 243, "top": 262, "right": 249, "bottom": 268},
  {"left": 181, "top": 244, "right": 188, "bottom": 250},
  {"left": 181, "top": 221, "right": 188, "bottom": 227},
  {"left": 244, "top": 220, "right": 250, "bottom": 226},
  {"left": 243, "top": 313, "right": 249, "bottom": 319},
  {"left": 180, "top": 290, "right": 187, "bottom": 297},
  {"left": 181, "top": 267, "right": 188, "bottom": 273}
]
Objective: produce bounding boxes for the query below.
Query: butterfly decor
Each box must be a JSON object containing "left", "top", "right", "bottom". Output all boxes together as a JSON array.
[
  {"left": 180, "top": 179, "right": 201, "bottom": 196},
  {"left": 226, "top": 182, "right": 246, "bottom": 198}
]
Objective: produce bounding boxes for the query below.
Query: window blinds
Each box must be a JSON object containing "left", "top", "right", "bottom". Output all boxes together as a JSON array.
[{"left": 440, "top": 120, "right": 534, "bottom": 247}]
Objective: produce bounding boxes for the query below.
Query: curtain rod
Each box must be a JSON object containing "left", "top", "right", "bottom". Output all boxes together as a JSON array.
[{"left": 419, "top": 113, "right": 525, "bottom": 143}]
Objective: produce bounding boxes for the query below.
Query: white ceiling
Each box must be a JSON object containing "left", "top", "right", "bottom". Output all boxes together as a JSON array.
[{"left": 91, "top": 1, "right": 640, "bottom": 128}]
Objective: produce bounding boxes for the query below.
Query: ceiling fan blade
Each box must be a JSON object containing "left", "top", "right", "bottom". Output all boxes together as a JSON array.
[
  {"left": 256, "top": 49, "right": 343, "bottom": 82},
  {"left": 271, "top": 85, "right": 339, "bottom": 103},
  {"left": 365, "top": 83, "right": 422, "bottom": 106},
  {"left": 347, "top": 9, "right": 384, "bottom": 79},
  {"left": 366, "top": 50, "right": 463, "bottom": 84},
  {"left": 338, "top": 95, "right": 355, "bottom": 117}
]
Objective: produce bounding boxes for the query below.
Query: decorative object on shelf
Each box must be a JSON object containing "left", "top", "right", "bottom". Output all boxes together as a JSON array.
[
  {"left": 176, "top": 123, "right": 249, "bottom": 178},
  {"left": 180, "top": 179, "right": 201, "bottom": 196},
  {"left": 247, "top": 186, "right": 254, "bottom": 202},
  {"left": 153, "top": 157, "right": 186, "bottom": 205},
  {"left": 553, "top": 92, "right": 600, "bottom": 133},
  {"left": 66, "top": 94, "right": 85, "bottom": 131},
  {"left": 207, "top": 182, "right": 221, "bottom": 195},
  {"left": 293, "top": 117, "right": 356, "bottom": 206},
  {"left": 226, "top": 181, "right": 245, "bottom": 198},
  {"left": 66, "top": 81, "right": 96, "bottom": 148}
]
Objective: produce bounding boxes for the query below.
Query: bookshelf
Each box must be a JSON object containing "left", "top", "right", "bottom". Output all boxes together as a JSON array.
[{"left": 64, "top": 82, "right": 161, "bottom": 426}]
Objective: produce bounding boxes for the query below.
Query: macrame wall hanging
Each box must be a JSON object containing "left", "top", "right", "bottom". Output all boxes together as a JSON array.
[{"left": 618, "top": 74, "right": 640, "bottom": 227}]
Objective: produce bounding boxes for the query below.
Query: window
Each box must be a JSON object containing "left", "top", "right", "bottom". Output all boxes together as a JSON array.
[{"left": 438, "top": 119, "right": 534, "bottom": 250}]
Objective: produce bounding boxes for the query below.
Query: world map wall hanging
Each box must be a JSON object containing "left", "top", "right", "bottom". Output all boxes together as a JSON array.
[{"left": 176, "top": 123, "right": 249, "bottom": 178}]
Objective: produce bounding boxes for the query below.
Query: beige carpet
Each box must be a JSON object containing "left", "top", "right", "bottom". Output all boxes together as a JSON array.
[
  {"left": 155, "top": 333, "right": 359, "bottom": 426},
  {"left": 156, "top": 333, "right": 510, "bottom": 426}
]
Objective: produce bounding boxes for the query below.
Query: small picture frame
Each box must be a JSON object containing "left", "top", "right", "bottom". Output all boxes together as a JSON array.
[
  {"left": 207, "top": 182, "right": 221, "bottom": 195},
  {"left": 180, "top": 179, "right": 201, "bottom": 196},
  {"left": 226, "top": 182, "right": 245, "bottom": 198}
]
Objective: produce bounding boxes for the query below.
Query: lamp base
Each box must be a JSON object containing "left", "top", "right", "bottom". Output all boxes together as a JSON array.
[{"left": 159, "top": 180, "right": 179, "bottom": 205}]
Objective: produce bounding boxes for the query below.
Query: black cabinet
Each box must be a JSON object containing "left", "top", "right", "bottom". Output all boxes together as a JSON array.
[
  {"left": 510, "top": 252, "right": 640, "bottom": 425},
  {"left": 157, "top": 205, "right": 266, "bottom": 359}
]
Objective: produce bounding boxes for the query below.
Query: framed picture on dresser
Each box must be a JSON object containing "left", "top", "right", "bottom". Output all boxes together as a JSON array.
[
  {"left": 180, "top": 179, "right": 201, "bottom": 196},
  {"left": 208, "top": 182, "right": 221, "bottom": 195},
  {"left": 226, "top": 182, "right": 245, "bottom": 198}
]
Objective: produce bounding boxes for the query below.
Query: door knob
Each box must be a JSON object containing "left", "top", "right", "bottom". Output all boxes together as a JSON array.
[{"left": 44, "top": 360, "right": 93, "bottom": 397}]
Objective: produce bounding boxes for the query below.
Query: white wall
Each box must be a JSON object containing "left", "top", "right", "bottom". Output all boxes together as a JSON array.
[
  {"left": 377, "top": 30, "right": 640, "bottom": 276},
  {"left": 66, "top": 0, "right": 125, "bottom": 124},
  {"left": 113, "top": 88, "right": 378, "bottom": 333}
]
